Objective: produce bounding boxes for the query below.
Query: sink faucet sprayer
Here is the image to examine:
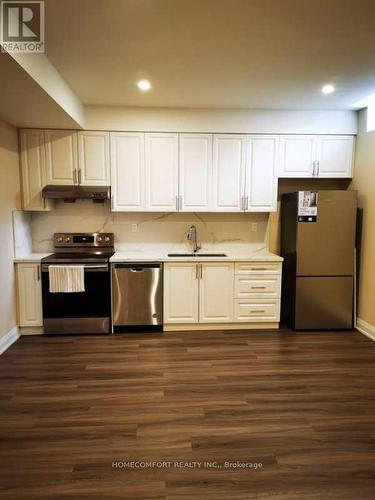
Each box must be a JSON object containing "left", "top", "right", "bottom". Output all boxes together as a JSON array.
[{"left": 186, "top": 225, "right": 201, "bottom": 253}]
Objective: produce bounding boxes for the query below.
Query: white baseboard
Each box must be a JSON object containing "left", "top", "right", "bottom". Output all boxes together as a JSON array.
[
  {"left": 356, "top": 318, "right": 375, "bottom": 341},
  {"left": 0, "top": 326, "right": 20, "bottom": 355}
]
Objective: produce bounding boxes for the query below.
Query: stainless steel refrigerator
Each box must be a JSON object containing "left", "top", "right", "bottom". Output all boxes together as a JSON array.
[{"left": 281, "top": 190, "right": 357, "bottom": 330}]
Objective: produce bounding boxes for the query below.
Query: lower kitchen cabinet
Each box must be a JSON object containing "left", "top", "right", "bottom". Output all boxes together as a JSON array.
[
  {"left": 164, "top": 260, "right": 281, "bottom": 328},
  {"left": 163, "top": 263, "right": 199, "bottom": 323},
  {"left": 234, "top": 299, "right": 281, "bottom": 322},
  {"left": 164, "top": 262, "right": 233, "bottom": 323},
  {"left": 199, "top": 262, "right": 234, "bottom": 322},
  {"left": 234, "top": 274, "right": 281, "bottom": 299},
  {"left": 16, "top": 263, "right": 43, "bottom": 327}
]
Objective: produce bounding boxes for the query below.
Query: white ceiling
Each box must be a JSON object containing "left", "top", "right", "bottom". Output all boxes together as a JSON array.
[{"left": 40, "top": 0, "right": 375, "bottom": 109}]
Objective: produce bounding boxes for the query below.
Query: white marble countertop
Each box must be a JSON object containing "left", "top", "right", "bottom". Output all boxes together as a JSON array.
[
  {"left": 110, "top": 251, "right": 283, "bottom": 263},
  {"left": 14, "top": 253, "right": 50, "bottom": 263},
  {"left": 13, "top": 251, "right": 283, "bottom": 263}
]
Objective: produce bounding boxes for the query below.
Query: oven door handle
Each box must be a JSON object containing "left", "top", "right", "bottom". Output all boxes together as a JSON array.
[{"left": 42, "top": 264, "right": 108, "bottom": 272}]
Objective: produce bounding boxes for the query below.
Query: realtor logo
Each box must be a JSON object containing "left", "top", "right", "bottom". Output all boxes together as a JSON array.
[{"left": 1, "top": 1, "right": 45, "bottom": 52}]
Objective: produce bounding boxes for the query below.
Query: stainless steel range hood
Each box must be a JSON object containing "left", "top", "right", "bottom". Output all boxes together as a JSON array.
[{"left": 42, "top": 185, "right": 110, "bottom": 202}]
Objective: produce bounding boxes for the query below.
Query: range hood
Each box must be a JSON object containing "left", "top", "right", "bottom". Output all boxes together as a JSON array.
[{"left": 42, "top": 185, "right": 110, "bottom": 202}]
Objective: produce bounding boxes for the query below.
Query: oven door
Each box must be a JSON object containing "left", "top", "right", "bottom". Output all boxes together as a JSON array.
[{"left": 41, "top": 263, "right": 111, "bottom": 334}]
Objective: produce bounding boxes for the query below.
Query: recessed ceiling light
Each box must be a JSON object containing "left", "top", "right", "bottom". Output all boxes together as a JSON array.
[
  {"left": 137, "top": 79, "right": 151, "bottom": 91},
  {"left": 321, "top": 84, "right": 335, "bottom": 95}
]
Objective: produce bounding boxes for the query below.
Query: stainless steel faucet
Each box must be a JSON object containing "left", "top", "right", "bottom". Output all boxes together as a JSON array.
[{"left": 186, "top": 225, "right": 201, "bottom": 253}]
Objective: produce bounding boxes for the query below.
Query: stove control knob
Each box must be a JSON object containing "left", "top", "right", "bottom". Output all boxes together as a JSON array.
[
  {"left": 97, "top": 236, "right": 103, "bottom": 242},
  {"left": 65, "top": 236, "right": 71, "bottom": 243},
  {"left": 104, "top": 236, "right": 110, "bottom": 243},
  {"left": 57, "top": 236, "right": 63, "bottom": 243}
]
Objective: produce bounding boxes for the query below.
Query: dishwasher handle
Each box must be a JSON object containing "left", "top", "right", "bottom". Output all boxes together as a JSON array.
[{"left": 113, "top": 263, "right": 162, "bottom": 269}]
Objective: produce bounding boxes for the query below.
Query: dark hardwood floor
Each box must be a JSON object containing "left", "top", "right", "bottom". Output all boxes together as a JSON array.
[{"left": 1, "top": 328, "right": 375, "bottom": 499}]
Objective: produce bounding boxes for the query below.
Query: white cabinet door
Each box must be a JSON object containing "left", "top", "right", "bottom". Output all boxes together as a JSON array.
[
  {"left": 164, "top": 263, "right": 199, "bottom": 323},
  {"left": 179, "top": 134, "right": 213, "bottom": 211},
  {"left": 199, "top": 262, "right": 234, "bottom": 322},
  {"left": 246, "top": 136, "right": 278, "bottom": 212},
  {"left": 78, "top": 131, "right": 110, "bottom": 185},
  {"left": 19, "top": 129, "right": 51, "bottom": 211},
  {"left": 110, "top": 132, "right": 145, "bottom": 211},
  {"left": 17, "top": 263, "right": 43, "bottom": 327},
  {"left": 145, "top": 133, "right": 179, "bottom": 211},
  {"left": 278, "top": 135, "right": 316, "bottom": 178},
  {"left": 45, "top": 130, "right": 78, "bottom": 185},
  {"left": 316, "top": 135, "right": 354, "bottom": 178},
  {"left": 213, "top": 135, "right": 246, "bottom": 211}
]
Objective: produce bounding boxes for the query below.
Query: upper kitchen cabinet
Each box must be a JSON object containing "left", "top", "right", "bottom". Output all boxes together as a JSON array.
[
  {"left": 213, "top": 135, "right": 246, "bottom": 212},
  {"left": 245, "top": 136, "right": 278, "bottom": 212},
  {"left": 19, "top": 129, "right": 51, "bottom": 211},
  {"left": 45, "top": 130, "right": 78, "bottom": 185},
  {"left": 179, "top": 134, "right": 213, "bottom": 211},
  {"left": 315, "top": 136, "right": 354, "bottom": 178},
  {"left": 278, "top": 134, "right": 355, "bottom": 178},
  {"left": 145, "top": 133, "right": 179, "bottom": 211},
  {"left": 78, "top": 131, "right": 110, "bottom": 185},
  {"left": 111, "top": 132, "right": 145, "bottom": 211},
  {"left": 278, "top": 135, "right": 316, "bottom": 178}
]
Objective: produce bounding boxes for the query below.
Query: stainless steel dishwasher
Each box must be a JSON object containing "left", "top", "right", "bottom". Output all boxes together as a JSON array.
[{"left": 112, "top": 263, "right": 163, "bottom": 328}]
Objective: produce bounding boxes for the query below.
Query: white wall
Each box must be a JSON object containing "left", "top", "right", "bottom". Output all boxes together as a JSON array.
[
  {"left": 10, "top": 53, "right": 85, "bottom": 128},
  {"left": 0, "top": 120, "right": 21, "bottom": 339},
  {"left": 85, "top": 106, "right": 357, "bottom": 134},
  {"left": 30, "top": 201, "right": 269, "bottom": 255}
]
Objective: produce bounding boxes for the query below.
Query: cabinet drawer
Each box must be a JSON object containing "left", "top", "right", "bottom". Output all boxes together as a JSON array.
[
  {"left": 235, "top": 262, "right": 282, "bottom": 275},
  {"left": 234, "top": 275, "right": 281, "bottom": 299},
  {"left": 234, "top": 299, "right": 280, "bottom": 322}
]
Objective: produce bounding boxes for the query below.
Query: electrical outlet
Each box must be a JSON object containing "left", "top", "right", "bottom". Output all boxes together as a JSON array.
[
  {"left": 131, "top": 223, "right": 138, "bottom": 233},
  {"left": 251, "top": 223, "right": 258, "bottom": 232}
]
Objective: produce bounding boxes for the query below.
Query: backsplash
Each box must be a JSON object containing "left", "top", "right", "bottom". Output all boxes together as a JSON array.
[{"left": 29, "top": 200, "right": 270, "bottom": 254}]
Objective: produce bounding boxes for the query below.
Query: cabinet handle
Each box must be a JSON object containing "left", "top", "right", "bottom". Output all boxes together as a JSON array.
[
  {"left": 196, "top": 264, "right": 199, "bottom": 279},
  {"left": 240, "top": 196, "right": 244, "bottom": 210},
  {"left": 179, "top": 195, "right": 182, "bottom": 210},
  {"left": 245, "top": 196, "right": 249, "bottom": 210},
  {"left": 37, "top": 265, "right": 40, "bottom": 281},
  {"left": 250, "top": 309, "right": 265, "bottom": 313},
  {"left": 317, "top": 161, "right": 320, "bottom": 176},
  {"left": 312, "top": 161, "right": 316, "bottom": 177},
  {"left": 250, "top": 267, "right": 268, "bottom": 271},
  {"left": 73, "top": 168, "right": 77, "bottom": 184},
  {"left": 200, "top": 263, "right": 203, "bottom": 279},
  {"left": 78, "top": 168, "right": 82, "bottom": 184},
  {"left": 251, "top": 286, "right": 266, "bottom": 289},
  {"left": 175, "top": 196, "right": 179, "bottom": 211}
]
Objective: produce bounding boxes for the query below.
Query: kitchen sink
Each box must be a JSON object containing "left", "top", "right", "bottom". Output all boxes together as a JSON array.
[{"left": 168, "top": 253, "right": 227, "bottom": 257}]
